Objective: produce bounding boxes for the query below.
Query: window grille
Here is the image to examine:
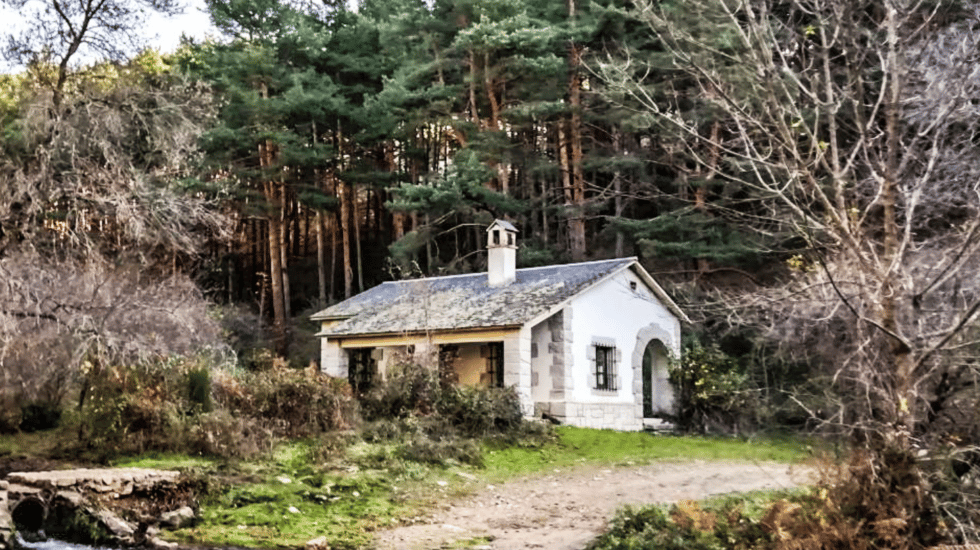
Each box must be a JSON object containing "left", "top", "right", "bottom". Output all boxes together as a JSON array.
[
  {"left": 593, "top": 345, "right": 618, "bottom": 390},
  {"left": 348, "top": 348, "right": 376, "bottom": 394},
  {"left": 486, "top": 342, "right": 504, "bottom": 387}
]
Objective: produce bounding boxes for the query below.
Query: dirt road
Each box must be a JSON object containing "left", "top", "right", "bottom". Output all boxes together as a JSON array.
[{"left": 373, "top": 460, "right": 812, "bottom": 550}]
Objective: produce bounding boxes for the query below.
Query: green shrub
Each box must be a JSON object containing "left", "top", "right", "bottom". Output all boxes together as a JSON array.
[
  {"left": 359, "top": 363, "right": 440, "bottom": 421},
  {"left": 0, "top": 405, "right": 19, "bottom": 434},
  {"left": 72, "top": 359, "right": 191, "bottom": 455},
  {"left": 19, "top": 401, "right": 61, "bottom": 432},
  {"left": 398, "top": 433, "right": 483, "bottom": 466},
  {"left": 670, "top": 340, "right": 762, "bottom": 434},
  {"left": 187, "top": 367, "right": 213, "bottom": 413},
  {"left": 436, "top": 385, "right": 523, "bottom": 437},
  {"left": 69, "top": 353, "right": 356, "bottom": 459},
  {"left": 355, "top": 366, "right": 536, "bottom": 466},
  {"left": 188, "top": 409, "right": 274, "bottom": 458},
  {"left": 360, "top": 418, "right": 406, "bottom": 443},
  {"left": 229, "top": 366, "right": 358, "bottom": 437},
  {"left": 588, "top": 496, "right": 777, "bottom": 550}
]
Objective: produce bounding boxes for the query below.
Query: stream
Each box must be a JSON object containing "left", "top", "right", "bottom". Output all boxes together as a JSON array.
[{"left": 14, "top": 534, "right": 112, "bottom": 550}]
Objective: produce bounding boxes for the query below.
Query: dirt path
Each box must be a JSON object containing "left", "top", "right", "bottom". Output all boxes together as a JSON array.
[{"left": 373, "top": 460, "right": 812, "bottom": 550}]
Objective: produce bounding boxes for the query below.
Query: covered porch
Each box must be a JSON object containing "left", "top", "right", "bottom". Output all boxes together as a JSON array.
[{"left": 318, "top": 327, "right": 534, "bottom": 413}]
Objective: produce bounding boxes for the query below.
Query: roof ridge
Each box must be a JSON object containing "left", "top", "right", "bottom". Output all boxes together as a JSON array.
[{"left": 379, "top": 257, "right": 637, "bottom": 286}]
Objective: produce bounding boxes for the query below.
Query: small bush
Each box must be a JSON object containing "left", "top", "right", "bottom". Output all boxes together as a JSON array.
[
  {"left": 188, "top": 409, "right": 274, "bottom": 458},
  {"left": 436, "top": 385, "right": 523, "bottom": 437},
  {"left": 398, "top": 433, "right": 483, "bottom": 466},
  {"left": 589, "top": 494, "right": 781, "bottom": 550},
  {"left": 0, "top": 403, "right": 19, "bottom": 434},
  {"left": 72, "top": 359, "right": 190, "bottom": 456},
  {"left": 359, "top": 364, "right": 440, "bottom": 421},
  {"left": 69, "top": 353, "right": 355, "bottom": 459},
  {"left": 671, "top": 340, "right": 762, "bottom": 434},
  {"left": 187, "top": 368, "right": 213, "bottom": 413},
  {"left": 229, "top": 366, "right": 358, "bottom": 438},
  {"left": 19, "top": 402, "right": 62, "bottom": 432},
  {"left": 360, "top": 418, "right": 406, "bottom": 443}
]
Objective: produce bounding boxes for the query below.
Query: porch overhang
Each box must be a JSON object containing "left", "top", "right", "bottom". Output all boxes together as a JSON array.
[{"left": 318, "top": 325, "right": 523, "bottom": 348}]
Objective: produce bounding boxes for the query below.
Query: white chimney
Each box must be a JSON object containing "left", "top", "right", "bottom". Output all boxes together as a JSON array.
[{"left": 487, "top": 220, "right": 518, "bottom": 286}]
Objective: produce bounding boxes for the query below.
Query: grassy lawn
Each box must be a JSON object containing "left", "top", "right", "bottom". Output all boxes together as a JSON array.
[
  {"left": 99, "top": 427, "right": 810, "bottom": 549},
  {"left": 483, "top": 426, "right": 808, "bottom": 480}
]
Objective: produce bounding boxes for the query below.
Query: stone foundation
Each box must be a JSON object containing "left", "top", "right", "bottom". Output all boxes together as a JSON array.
[{"left": 535, "top": 401, "right": 643, "bottom": 431}]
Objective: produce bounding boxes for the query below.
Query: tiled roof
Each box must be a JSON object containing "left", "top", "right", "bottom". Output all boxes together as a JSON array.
[{"left": 311, "top": 258, "right": 638, "bottom": 337}]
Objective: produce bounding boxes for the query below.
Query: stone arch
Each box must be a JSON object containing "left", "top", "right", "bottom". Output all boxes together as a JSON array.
[
  {"left": 11, "top": 496, "right": 46, "bottom": 533},
  {"left": 632, "top": 325, "right": 676, "bottom": 419}
]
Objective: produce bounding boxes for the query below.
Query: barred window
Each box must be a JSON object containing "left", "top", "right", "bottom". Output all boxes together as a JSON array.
[
  {"left": 348, "top": 348, "right": 377, "bottom": 395},
  {"left": 480, "top": 342, "right": 505, "bottom": 387},
  {"left": 593, "top": 344, "right": 618, "bottom": 391}
]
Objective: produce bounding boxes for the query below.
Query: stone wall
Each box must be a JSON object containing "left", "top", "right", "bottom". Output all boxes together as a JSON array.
[
  {"left": 536, "top": 401, "right": 643, "bottom": 431},
  {"left": 0, "top": 481, "right": 11, "bottom": 549},
  {"left": 1, "top": 468, "right": 192, "bottom": 550}
]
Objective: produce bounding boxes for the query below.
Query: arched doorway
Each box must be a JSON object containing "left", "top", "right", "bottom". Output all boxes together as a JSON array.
[{"left": 641, "top": 339, "right": 672, "bottom": 418}]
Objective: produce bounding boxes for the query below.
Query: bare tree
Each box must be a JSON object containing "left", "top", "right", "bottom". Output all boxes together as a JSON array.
[
  {"left": 1, "top": 0, "right": 181, "bottom": 105},
  {"left": 0, "top": 250, "right": 228, "bottom": 431},
  {"left": 0, "top": 69, "right": 231, "bottom": 261},
  {"left": 598, "top": 0, "right": 980, "bottom": 544}
]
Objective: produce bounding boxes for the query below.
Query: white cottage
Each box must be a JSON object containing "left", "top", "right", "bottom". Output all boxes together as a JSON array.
[{"left": 311, "top": 220, "right": 689, "bottom": 431}]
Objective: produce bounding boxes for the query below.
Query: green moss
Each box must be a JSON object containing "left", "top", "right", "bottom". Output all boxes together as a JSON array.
[
  {"left": 172, "top": 460, "right": 412, "bottom": 549},
  {"left": 111, "top": 452, "right": 218, "bottom": 471}
]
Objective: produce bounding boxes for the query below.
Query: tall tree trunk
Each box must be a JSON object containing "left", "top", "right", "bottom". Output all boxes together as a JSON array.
[
  {"left": 881, "top": 2, "right": 912, "bottom": 437},
  {"left": 353, "top": 184, "right": 365, "bottom": 293},
  {"left": 280, "top": 189, "right": 291, "bottom": 320},
  {"left": 316, "top": 209, "right": 326, "bottom": 308},
  {"left": 468, "top": 49, "right": 481, "bottom": 127},
  {"left": 261, "top": 141, "right": 288, "bottom": 356},
  {"left": 340, "top": 179, "right": 353, "bottom": 299},
  {"left": 612, "top": 129, "right": 625, "bottom": 257},
  {"left": 566, "top": 4, "right": 587, "bottom": 261}
]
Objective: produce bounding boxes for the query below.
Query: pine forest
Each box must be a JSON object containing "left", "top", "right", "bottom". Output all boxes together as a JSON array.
[{"left": 5, "top": 0, "right": 980, "bottom": 546}]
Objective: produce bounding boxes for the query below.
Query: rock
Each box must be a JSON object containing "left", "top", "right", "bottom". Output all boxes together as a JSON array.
[
  {"left": 52, "top": 491, "right": 85, "bottom": 509},
  {"left": 0, "top": 505, "right": 11, "bottom": 550},
  {"left": 456, "top": 472, "right": 477, "bottom": 481},
  {"left": 148, "top": 536, "right": 180, "bottom": 549},
  {"left": 305, "top": 535, "right": 330, "bottom": 550},
  {"left": 159, "top": 506, "right": 196, "bottom": 529},
  {"left": 96, "top": 509, "right": 136, "bottom": 544},
  {"left": 7, "top": 469, "right": 180, "bottom": 496},
  {"left": 287, "top": 506, "right": 300, "bottom": 514}
]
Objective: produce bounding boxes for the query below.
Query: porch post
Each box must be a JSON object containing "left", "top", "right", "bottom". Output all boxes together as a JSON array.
[
  {"left": 503, "top": 326, "right": 534, "bottom": 416},
  {"left": 320, "top": 338, "right": 349, "bottom": 378}
]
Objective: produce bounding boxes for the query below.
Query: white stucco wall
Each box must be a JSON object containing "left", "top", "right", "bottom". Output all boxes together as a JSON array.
[{"left": 558, "top": 268, "right": 681, "bottom": 430}]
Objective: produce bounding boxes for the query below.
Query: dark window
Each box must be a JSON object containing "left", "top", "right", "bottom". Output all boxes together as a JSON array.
[
  {"left": 348, "top": 348, "right": 376, "bottom": 394},
  {"left": 486, "top": 342, "right": 504, "bottom": 387},
  {"left": 492, "top": 229, "right": 500, "bottom": 245},
  {"left": 594, "top": 345, "right": 617, "bottom": 390}
]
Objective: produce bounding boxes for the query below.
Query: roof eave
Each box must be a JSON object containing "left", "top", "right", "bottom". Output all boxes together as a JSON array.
[
  {"left": 629, "top": 262, "right": 692, "bottom": 324},
  {"left": 310, "top": 312, "right": 353, "bottom": 322},
  {"left": 315, "top": 323, "right": 525, "bottom": 340}
]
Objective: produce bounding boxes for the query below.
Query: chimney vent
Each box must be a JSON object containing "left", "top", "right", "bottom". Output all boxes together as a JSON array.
[{"left": 487, "top": 220, "right": 518, "bottom": 286}]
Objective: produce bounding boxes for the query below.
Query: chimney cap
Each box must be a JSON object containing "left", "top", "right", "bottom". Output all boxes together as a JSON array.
[{"left": 487, "top": 219, "right": 518, "bottom": 233}]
